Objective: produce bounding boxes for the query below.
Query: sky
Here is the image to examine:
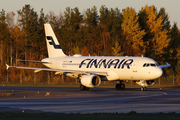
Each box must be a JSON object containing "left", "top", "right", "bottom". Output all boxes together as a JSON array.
[{"left": 1, "top": 0, "right": 180, "bottom": 28}]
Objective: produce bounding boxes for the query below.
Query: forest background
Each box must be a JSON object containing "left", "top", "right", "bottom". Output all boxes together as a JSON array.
[{"left": 0, "top": 4, "right": 180, "bottom": 85}]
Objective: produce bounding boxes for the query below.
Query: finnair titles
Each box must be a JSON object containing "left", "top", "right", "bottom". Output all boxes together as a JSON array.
[{"left": 79, "top": 58, "right": 133, "bottom": 69}]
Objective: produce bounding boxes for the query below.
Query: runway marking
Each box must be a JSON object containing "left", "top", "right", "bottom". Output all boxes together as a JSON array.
[
  {"left": 0, "top": 92, "right": 167, "bottom": 105},
  {"left": 66, "top": 92, "right": 167, "bottom": 104}
]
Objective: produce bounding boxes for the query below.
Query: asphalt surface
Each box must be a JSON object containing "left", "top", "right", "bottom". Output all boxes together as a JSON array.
[{"left": 0, "top": 86, "right": 180, "bottom": 113}]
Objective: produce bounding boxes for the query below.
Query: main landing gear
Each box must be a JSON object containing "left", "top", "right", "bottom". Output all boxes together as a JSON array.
[
  {"left": 116, "top": 83, "right": 125, "bottom": 90},
  {"left": 80, "top": 84, "right": 89, "bottom": 91},
  {"left": 141, "top": 87, "right": 147, "bottom": 91}
]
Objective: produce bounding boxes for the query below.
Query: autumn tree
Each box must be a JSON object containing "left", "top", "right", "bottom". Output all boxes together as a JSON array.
[
  {"left": 0, "top": 9, "right": 10, "bottom": 66},
  {"left": 99, "top": 6, "right": 122, "bottom": 56},
  {"left": 6, "top": 12, "right": 16, "bottom": 65},
  {"left": 108, "top": 8, "right": 122, "bottom": 45},
  {"left": 6, "top": 11, "right": 15, "bottom": 29},
  {"left": 17, "top": 4, "right": 39, "bottom": 60},
  {"left": 121, "top": 7, "right": 146, "bottom": 56},
  {"left": 83, "top": 6, "right": 100, "bottom": 55},
  {"left": 73, "top": 46, "right": 80, "bottom": 54},
  {"left": 99, "top": 6, "right": 112, "bottom": 55},
  {"left": 11, "top": 26, "right": 24, "bottom": 63},
  {"left": 168, "top": 23, "right": 180, "bottom": 68},
  {"left": 70, "top": 7, "right": 83, "bottom": 50},
  {"left": 157, "top": 8, "right": 171, "bottom": 31},
  {"left": 112, "top": 40, "right": 124, "bottom": 56},
  {"left": 99, "top": 6, "right": 122, "bottom": 38},
  {"left": 139, "top": 5, "right": 170, "bottom": 61},
  {"left": 37, "top": 8, "right": 47, "bottom": 59},
  {"left": 59, "top": 7, "right": 83, "bottom": 55},
  {"left": 80, "top": 46, "right": 89, "bottom": 56}
]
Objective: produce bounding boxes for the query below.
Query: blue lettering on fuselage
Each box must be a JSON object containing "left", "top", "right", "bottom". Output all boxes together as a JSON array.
[
  {"left": 122, "top": 59, "right": 133, "bottom": 69},
  {"left": 99, "top": 59, "right": 112, "bottom": 68},
  {"left": 90, "top": 59, "right": 103, "bottom": 68},
  {"left": 108, "top": 59, "right": 119, "bottom": 68},
  {"left": 79, "top": 59, "right": 91, "bottom": 68},
  {"left": 117, "top": 59, "right": 125, "bottom": 68},
  {"left": 79, "top": 58, "right": 134, "bottom": 69},
  {"left": 87, "top": 59, "right": 94, "bottom": 68}
]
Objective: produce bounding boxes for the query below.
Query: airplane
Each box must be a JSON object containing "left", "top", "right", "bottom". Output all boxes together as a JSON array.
[{"left": 6, "top": 23, "right": 171, "bottom": 91}]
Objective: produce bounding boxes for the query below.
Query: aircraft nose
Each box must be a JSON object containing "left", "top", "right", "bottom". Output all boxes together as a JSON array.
[{"left": 155, "top": 67, "right": 163, "bottom": 78}]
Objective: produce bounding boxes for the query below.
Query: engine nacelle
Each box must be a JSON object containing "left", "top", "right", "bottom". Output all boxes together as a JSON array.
[
  {"left": 80, "top": 75, "right": 101, "bottom": 88},
  {"left": 136, "top": 80, "right": 155, "bottom": 87}
]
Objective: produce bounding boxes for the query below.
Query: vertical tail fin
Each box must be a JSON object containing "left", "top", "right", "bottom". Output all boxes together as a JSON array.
[{"left": 44, "top": 23, "right": 66, "bottom": 58}]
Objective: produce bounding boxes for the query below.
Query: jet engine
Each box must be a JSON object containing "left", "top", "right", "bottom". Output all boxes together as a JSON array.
[
  {"left": 136, "top": 80, "right": 155, "bottom": 87},
  {"left": 80, "top": 75, "right": 101, "bottom": 88}
]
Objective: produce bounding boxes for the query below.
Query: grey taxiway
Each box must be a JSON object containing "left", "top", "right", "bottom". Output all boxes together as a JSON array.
[{"left": 0, "top": 86, "right": 180, "bottom": 113}]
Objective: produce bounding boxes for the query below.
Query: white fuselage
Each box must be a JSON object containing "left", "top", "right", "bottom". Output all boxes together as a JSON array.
[{"left": 42, "top": 55, "right": 163, "bottom": 81}]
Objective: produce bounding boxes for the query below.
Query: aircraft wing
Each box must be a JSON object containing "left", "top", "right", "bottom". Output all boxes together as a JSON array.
[
  {"left": 6, "top": 64, "right": 108, "bottom": 76},
  {"left": 159, "top": 62, "right": 171, "bottom": 68}
]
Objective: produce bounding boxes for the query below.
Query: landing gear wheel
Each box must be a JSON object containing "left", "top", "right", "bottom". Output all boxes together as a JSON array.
[
  {"left": 80, "top": 84, "right": 89, "bottom": 91},
  {"left": 116, "top": 84, "right": 121, "bottom": 90},
  {"left": 80, "top": 84, "right": 85, "bottom": 91},
  {"left": 85, "top": 87, "right": 89, "bottom": 91},
  {"left": 141, "top": 87, "right": 147, "bottom": 91},
  {"left": 120, "top": 84, "right": 125, "bottom": 90},
  {"left": 116, "top": 84, "right": 125, "bottom": 90},
  {"left": 144, "top": 87, "right": 147, "bottom": 91}
]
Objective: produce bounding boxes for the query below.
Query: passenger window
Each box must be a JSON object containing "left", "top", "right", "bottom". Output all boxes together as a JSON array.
[{"left": 146, "top": 64, "right": 149, "bottom": 67}]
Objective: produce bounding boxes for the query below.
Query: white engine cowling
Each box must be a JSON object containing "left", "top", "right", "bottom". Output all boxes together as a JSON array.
[
  {"left": 136, "top": 80, "right": 155, "bottom": 87},
  {"left": 80, "top": 75, "right": 101, "bottom": 88}
]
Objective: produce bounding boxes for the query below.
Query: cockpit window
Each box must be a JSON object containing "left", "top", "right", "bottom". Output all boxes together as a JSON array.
[
  {"left": 143, "top": 63, "right": 157, "bottom": 67},
  {"left": 150, "top": 64, "right": 156, "bottom": 66},
  {"left": 143, "top": 63, "right": 146, "bottom": 67}
]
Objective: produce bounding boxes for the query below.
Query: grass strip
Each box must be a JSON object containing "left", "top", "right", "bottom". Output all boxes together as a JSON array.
[{"left": 0, "top": 112, "right": 180, "bottom": 120}]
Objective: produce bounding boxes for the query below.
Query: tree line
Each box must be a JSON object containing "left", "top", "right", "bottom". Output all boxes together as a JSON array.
[{"left": 0, "top": 4, "right": 180, "bottom": 84}]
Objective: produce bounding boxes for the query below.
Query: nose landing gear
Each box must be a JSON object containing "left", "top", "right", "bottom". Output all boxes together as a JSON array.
[{"left": 141, "top": 87, "right": 147, "bottom": 91}]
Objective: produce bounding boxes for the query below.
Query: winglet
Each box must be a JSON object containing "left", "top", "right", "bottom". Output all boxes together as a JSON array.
[{"left": 6, "top": 64, "right": 10, "bottom": 70}]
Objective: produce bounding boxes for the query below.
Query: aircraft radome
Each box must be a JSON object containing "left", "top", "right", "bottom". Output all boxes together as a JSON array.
[{"left": 6, "top": 23, "right": 171, "bottom": 91}]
